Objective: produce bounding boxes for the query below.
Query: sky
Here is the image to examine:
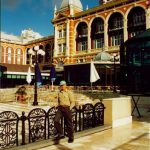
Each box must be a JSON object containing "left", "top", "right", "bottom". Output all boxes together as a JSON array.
[{"left": 1, "top": 0, "right": 99, "bottom": 37}]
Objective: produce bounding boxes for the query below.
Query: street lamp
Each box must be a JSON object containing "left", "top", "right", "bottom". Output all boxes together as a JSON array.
[
  {"left": 113, "top": 53, "right": 118, "bottom": 93},
  {"left": 28, "top": 46, "right": 45, "bottom": 105}
]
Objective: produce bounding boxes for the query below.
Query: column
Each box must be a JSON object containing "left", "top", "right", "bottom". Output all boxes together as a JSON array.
[
  {"left": 66, "top": 20, "right": 70, "bottom": 56},
  {"left": 146, "top": 8, "right": 150, "bottom": 29},
  {"left": 54, "top": 25, "right": 58, "bottom": 57},
  {"left": 88, "top": 26, "right": 91, "bottom": 52},
  {"left": 23, "top": 49, "right": 26, "bottom": 65},
  {"left": 30, "top": 55, "right": 33, "bottom": 65},
  {"left": 14, "top": 49, "right": 15, "bottom": 64},
  {"left": 74, "top": 32, "right": 76, "bottom": 55},
  {"left": 104, "top": 22, "right": 108, "bottom": 50},
  {"left": 3, "top": 47, "right": 6, "bottom": 63},
  {"left": 123, "top": 17, "right": 128, "bottom": 42}
]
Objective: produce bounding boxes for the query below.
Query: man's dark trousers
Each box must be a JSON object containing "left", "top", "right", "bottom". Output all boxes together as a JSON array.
[{"left": 54, "top": 106, "right": 74, "bottom": 139}]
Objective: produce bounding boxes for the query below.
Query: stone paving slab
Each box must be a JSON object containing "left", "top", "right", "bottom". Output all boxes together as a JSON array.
[{"left": 7, "top": 125, "right": 111, "bottom": 150}]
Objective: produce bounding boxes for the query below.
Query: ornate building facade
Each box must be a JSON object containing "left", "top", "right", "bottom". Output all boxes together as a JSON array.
[
  {"left": 52, "top": 0, "right": 150, "bottom": 68},
  {"left": 1, "top": 29, "right": 54, "bottom": 66}
]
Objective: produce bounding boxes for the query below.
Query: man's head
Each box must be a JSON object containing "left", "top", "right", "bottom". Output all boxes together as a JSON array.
[{"left": 59, "top": 80, "right": 67, "bottom": 91}]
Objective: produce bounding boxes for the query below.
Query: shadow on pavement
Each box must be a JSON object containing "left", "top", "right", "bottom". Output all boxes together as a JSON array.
[{"left": 56, "top": 144, "right": 73, "bottom": 150}]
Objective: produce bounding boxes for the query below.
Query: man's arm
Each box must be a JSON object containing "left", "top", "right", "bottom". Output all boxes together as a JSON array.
[{"left": 68, "top": 91, "right": 75, "bottom": 110}]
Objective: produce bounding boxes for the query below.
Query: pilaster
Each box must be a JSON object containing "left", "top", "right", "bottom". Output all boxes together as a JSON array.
[
  {"left": 104, "top": 22, "right": 108, "bottom": 50},
  {"left": 88, "top": 26, "right": 91, "bottom": 52},
  {"left": 4, "top": 47, "right": 6, "bottom": 63},
  {"left": 54, "top": 25, "right": 58, "bottom": 57},
  {"left": 146, "top": 7, "right": 150, "bottom": 29},
  {"left": 24, "top": 49, "right": 26, "bottom": 65},
  {"left": 123, "top": 17, "right": 128, "bottom": 42},
  {"left": 14, "top": 49, "right": 16, "bottom": 64},
  {"left": 66, "top": 20, "right": 70, "bottom": 56}
]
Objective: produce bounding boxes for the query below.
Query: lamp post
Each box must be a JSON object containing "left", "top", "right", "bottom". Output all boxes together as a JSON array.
[
  {"left": 113, "top": 53, "right": 118, "bottom": 93},
  {"left": 28, "top": 46, "right": 45, "bottom": 106}
]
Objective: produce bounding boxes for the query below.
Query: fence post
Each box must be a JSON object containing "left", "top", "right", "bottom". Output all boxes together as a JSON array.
[
  {"left": 79, "top": 106, "right": 82, "bottom": 131},
  {"left": 21, "top": 111, "right": 26, "bottom": 145}
]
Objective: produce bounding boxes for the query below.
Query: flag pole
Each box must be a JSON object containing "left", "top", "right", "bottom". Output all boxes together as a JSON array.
[
  {"left": 50, "top": 64, "right": 56, "bottom": 92},
  {"left": 51, "top": 80, "right": 54, "bottom": 91},
  {"left": 90, "top": 61, "right": 100, "bottom": 92},
  {"left": 91, "top": 82, "right": 93, "bottom": 93}
]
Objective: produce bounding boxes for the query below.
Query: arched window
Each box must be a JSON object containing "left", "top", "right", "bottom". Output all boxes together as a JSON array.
[
  {"left": 91, "top": 18, "right": 104, "bottom": 49},
  {"left": 128, "top": 7, "right": 146, "bottom": 38},
  {"left": 76, "top": 22, "right": 88, "bottom": 51},
  {"left": 108, "top": 12, "right": 124, "bottom": 46}
]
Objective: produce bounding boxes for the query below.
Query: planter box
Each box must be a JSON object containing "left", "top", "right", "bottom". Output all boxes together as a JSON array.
[{"left": 103, "top": 96, "right": 132, "bottom": 128}]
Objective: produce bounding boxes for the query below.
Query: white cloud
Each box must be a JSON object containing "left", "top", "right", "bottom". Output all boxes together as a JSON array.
[{"left": 1, "top": 0, "right": 22, "bottom": 10}]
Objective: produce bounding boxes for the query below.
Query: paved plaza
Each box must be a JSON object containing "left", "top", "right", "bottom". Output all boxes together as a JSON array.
[
  {"left": 7, "top": 116, "right": 150, "bottom": 150},
  {"left": 1, "top": 99, "right": 149, "bottom": 150},
  {"left": 36, "top": 119, "right": 150, "bottom": 150}
]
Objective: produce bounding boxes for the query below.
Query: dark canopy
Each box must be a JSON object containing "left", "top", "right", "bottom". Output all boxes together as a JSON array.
[
  {"left": 120, "top": 28, "right": 150, "bottom": 96},
  {"left": 124, "top": 28, "right": 150, "bottom": 48}
]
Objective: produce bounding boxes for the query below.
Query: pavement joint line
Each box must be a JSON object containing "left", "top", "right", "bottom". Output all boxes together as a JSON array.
[{"left": 6, "top": 125, "right": 111, "bottom": 150}]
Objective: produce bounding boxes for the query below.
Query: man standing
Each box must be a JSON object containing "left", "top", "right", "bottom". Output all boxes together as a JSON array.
[{"left": 54, "top": 80, "right": 75, "bottom": 143}]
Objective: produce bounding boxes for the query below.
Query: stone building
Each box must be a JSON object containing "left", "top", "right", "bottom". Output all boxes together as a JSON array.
[{"left": 0, "top": 29, "right": 54, "bottom": 87}]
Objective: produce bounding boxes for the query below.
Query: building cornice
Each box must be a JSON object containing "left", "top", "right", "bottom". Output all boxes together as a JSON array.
[{"left": 52, "top": 0, "right": 145, "bottom": 24}]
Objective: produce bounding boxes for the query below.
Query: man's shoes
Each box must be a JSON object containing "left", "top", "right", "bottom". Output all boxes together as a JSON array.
[
  {"left": 54, "top": 134, "right": 64, "bottom": 140},
  {"left": 53, "top": 139, "right": 60, "bottom": 145},
  {"left": 68, "top": 138, "right": 74, "bottom": 143}
]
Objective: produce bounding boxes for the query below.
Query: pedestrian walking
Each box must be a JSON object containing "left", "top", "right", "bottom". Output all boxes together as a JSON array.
[{"left": 54, "top": 80, "right": 75, "bottom": 143}]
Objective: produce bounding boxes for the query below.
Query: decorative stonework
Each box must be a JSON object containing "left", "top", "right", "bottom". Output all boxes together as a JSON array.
[{"left": 52, "top": 0, "right": 147, "bottom": 65}]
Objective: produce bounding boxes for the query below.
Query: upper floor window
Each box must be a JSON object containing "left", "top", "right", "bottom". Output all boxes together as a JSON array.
[
  {"left": 63, "top": 44, "right": 66, "bottom": 52},
  {"left": 108, "top": 13, "right": 123, "bottom": 30},
  {"left": 81, "top": 26, "right": 88, "bottom": 36},
  {"left": 94, "top": 38, "right": 104, "bottom": 49},
  {"left": 113, "top": 17, "right": 123, "bottom": 29},
  {"left": 112, "top": 34, "right": 123, "bottom": 46},
  {"left": 59, "top": 30, "right": 62, "bottom": 38},
  {"left": 96, "top": 22, "right": 104, "bottom": 33},
  {"left": 78, "top": 41, "right": 87, "bottom": 51},
  {"left": 58, "top": 44, "right": 66, "bottom": 54},
  {"left": 133, "top": 12, "right": 145, "bottom": 26},
  {"left": 63, "top": 29, "right": 66, "bottom": 37},
  {"left": 128, "top": 7, "right": 146, "bottom": 28},
  {"left": 58, "top": 44, "right": 62, "bottom": 53},
  {"left": 58, "top": 29, "right": 66, "bottom": 38},
  {"left": 77, "top": 22, "right": 88, "bottom": 38}
]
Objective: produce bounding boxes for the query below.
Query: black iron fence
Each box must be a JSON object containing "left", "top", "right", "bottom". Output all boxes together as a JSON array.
[{"left": 0, "top": 102, "right": 105, "bottom": 149}]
